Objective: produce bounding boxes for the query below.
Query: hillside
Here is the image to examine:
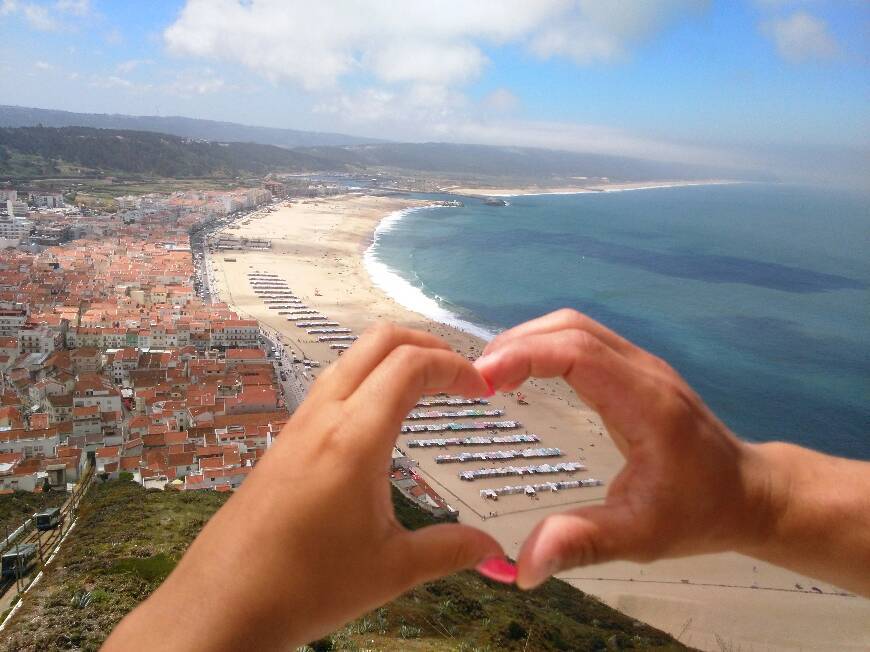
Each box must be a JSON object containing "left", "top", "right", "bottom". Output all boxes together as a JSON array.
[
  {"left": 0, "top": 491, "right": 66, "bottom": 532},
  {"left": 0, "top": 481, "right": 690, "bottom": 651},
  {"left": 0, "top": 105, "right": 381, "bottom": 149},
  {"left": 0, "top": 126, "right": 341, "bottom": 179}
]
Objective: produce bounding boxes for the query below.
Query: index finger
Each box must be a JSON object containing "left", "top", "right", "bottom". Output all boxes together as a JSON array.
[
  {"left": 483, "top": 309, "right": 646, "bottom": 363},
  {"left": 309, "top": 322, "right": 451, "bottom": 402},
  {"left": 475, "top": 329, "right": 660, "bottom": 452}
]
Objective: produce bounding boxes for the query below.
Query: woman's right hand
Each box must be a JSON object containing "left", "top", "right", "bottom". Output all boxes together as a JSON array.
[{"left": 474, "top": 309, "right": 810, "bottom": 590}]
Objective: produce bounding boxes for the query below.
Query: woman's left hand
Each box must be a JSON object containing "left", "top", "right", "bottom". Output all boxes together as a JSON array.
[{"left": 104, "top": 324, "right": 504, "bottom": 651}]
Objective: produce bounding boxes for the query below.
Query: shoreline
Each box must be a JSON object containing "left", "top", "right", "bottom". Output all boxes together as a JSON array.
[
  {"left": 444, "top": 179, "right": 743, "bottom": 197},
  {"left": 206, "top": 192, "right": 870, "bottom": 652},
  {"left": 362, "top": 204, "right": 498, "bottom": 341}
]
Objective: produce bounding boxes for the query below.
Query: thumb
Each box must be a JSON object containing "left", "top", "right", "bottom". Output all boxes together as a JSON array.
[
  {"left": 399, "top": 523, "right": 504, "bottom": 585},
  {"left": 516, "top": 505, "right": 642, "bottom": 590}
]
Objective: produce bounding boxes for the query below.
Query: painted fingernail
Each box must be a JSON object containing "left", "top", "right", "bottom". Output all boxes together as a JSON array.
[{"left": 475, "top": 556, "right": 517, "bottom": 584}]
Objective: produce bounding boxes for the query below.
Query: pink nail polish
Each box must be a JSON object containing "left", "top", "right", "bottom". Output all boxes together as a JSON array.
[{"left": 475, "top": 557, "right": 517, "bottom": 584}]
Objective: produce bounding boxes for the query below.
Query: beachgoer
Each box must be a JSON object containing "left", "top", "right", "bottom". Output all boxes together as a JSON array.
[{"left": 105, "top": 313, "right": 870, "bottom": 650}]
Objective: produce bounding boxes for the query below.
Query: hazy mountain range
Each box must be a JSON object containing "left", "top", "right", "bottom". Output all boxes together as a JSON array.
[
  {"left": 0, "top": 105, "right": 770, "bottom": 183},
  {"left": 0, "top": 105, "right": 380, "bottom": 148}
]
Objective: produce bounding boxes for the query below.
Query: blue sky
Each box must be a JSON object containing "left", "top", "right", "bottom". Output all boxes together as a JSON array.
[{"left": 0, "top": 1, "right": 867, "bottom": 184}]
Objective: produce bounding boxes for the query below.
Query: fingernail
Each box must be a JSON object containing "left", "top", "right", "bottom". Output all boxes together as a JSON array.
[
  {"left": 473, "top": 351, "right": 498, "bottom": 369},
  {"left": 521, "top": 557, "right": 561, "bottom": 590},
  {"left": 475, "top": 556, "right": 517, "bottom": 584}
]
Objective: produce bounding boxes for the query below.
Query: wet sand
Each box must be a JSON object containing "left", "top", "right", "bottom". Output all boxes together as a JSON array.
[{"left": 207, "top": 194, "right": 870, "bottom": 651}]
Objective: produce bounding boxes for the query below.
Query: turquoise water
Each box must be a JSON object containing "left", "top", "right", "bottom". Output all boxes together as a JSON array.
[{"left": 371, "top": 184, "right": 870, "bottom": 459}]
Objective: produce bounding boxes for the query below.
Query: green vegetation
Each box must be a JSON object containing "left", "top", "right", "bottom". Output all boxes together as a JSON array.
[
  {"left": 0, "top": 124, "right": 768, "bottom": 188},
  {"left": 0, "top": 481, "right": 690, "bottom": 651},
  {"left": 0, "top": 126, "right": 339, "bottom": 180},
  {"left": 0, "top": 491, "right": 66, "bottom": 534},
  {"left": 0, "top": 481, "right": 227, "bottom": 651},
  {"left": 0, "top": 104, "right": 379, "bottom": 149}
]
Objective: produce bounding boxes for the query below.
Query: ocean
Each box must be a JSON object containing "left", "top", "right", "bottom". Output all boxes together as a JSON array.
[{"left": 365, "top": 183, "right": 870, "bottom": 459}]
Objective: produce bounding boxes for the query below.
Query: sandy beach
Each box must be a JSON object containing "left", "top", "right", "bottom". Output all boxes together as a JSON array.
[
  {"left": 206, "top": 193, "right": 870, "bottom": 651},
  {"left": 444, "top": 179, "right": 740, "bottom": 197}
]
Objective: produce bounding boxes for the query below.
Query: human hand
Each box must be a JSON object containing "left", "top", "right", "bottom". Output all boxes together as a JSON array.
[
  {"left": 474, "top": 309, "right": 776, "bottom": 589},
  {"left": 105, "top": 324, "right": 504, "bottom": 651}
]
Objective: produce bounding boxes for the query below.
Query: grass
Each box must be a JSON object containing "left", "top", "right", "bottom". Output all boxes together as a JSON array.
[
  {"left": 0, "top": 481, "right": 228, "bottom": 651},
  {"left": 0, "top": 481, "right": 692, "bottom": 651},
  {"left": 0, "top": 490, "right": 67, "bottom": 535}
]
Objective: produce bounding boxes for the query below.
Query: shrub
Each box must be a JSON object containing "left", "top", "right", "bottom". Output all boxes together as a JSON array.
[{"left": 506, "top": 620, "right": 527, "bottom": 641}]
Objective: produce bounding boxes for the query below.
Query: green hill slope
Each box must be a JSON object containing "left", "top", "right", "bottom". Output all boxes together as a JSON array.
[
  {"left": 0, "top": 481, "right": 690, "bottom": 651},
  {"left": 0, "top": 105, "right": 383, "bottom": 148},
  {"left": 0, "top": 126, "right": 339, "bottom": 179}
]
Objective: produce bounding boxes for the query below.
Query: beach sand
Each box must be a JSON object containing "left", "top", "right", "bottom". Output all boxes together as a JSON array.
[
  {"left": 444, "top": 179, "right": 739, "bottom": 197},
  {"left": 207, "top": 193, "right": 870, "bottom": 651}
]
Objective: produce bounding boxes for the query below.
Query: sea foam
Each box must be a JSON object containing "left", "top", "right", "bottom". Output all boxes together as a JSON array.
[{"left": 363, "top": 206, "right": 497, "bottom": 341}]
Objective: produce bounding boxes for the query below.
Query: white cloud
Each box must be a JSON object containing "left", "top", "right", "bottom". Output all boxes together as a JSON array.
[
  {"left": 481, "top": 88, "right": 520, "bottom": 113},
  {"left": 164, "top": 1, "right": 714, "bottom": 166},
  {"left": 21, "top": 3, "right": 56, "bottom": 30},
  {"left": 116, "top": 59, "right": 154, "bottom": 74},
  {"left": 89, "top": 75, "right": 135, "bottom": 89},
  {"left": 529, "top": 1, "right": 706, "bottom": 64},
  {"left": 315, "top": 84, "right": 466, "bottom": 125},
  {"left": 164, "top": 70, "right": 228, "bottom": 97},
  {"left": 764, "top": 11, "right": 839, "bottom": 62},
  {"left": 34, "top": 60, "right": 53, "bottom": 70},
  {"left": 164, "top": 0, "right": 704, "bottom": 90},
  {"left": 2, "top": 0, "right": 90, "bottom": 29},
  {"left": 55, "top": 0, "right": 89, "bottom": 15},
  {"left": 0, "top": 1, "right": 18, "bottom": 16}
]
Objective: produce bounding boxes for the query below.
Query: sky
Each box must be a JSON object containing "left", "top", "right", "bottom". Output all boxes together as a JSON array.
[{"left": 0, "top": 0, "right": 868, "bottom": 186}]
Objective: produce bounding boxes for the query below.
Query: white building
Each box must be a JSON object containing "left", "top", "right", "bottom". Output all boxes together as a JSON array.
[
  {"left": 0, "top": 209, "right": 32, "bottom": 246},
  {"left": 18, "top": 323, "right": 63, "bottom": 355},
  {"left": 30, "top": 192, "right": 64, "bottom": 209}
]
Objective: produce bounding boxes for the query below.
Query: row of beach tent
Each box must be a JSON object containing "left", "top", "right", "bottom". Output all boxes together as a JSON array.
[
  {"left": 249, "top": 273, "right": 359, "bottom": 349},
  {"left": 406, "top": 409, "right": 502, "bottom": 421},
  {"left": 459, "top": 461, "right": 585, "bottom": 481},
  {"left": 481, "top": 478, "right": 603, "bottom": 500},
  {"left": 435, "top": 447, "right": 561, "bottom": 464},
  {"left": 406, "top": 433, "right": 539, "bottom": 448},
  {"left": 415, "top": 397, "right": 489, "bottom": 408},
  {"left": 401, "top": 420, "right": 521, "bottom": 434}
]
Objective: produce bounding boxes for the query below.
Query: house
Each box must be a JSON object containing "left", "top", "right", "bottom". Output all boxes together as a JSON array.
[
  {"left": 0, "top": 454, "right": 42, "bottom": 492},
  {"left": 0, "top": 406, "right": 24, "bottom": 429},
  {"left": 70, "top": 347, "right": 103, "bottom": 374},
  {"left": 95, "top": 445, "right": 121, "bottom": 474},
  {"left": 45, "top": 393, "right": 74, "bottom": 423},
  {"left": 72, "top": 405, "right": 101, "bottom": 437},
  {"left": 108, "top": 347, "right": 139, "bottom": 384},
  {"left": 225, "top": 348, "right": 267, "bottom": 365},
  {"left": 0, "top": 427, "right": 60, "bottom": 458},
  {"left": 73, "top": 375, "right": 122, "bottom": 413}
]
